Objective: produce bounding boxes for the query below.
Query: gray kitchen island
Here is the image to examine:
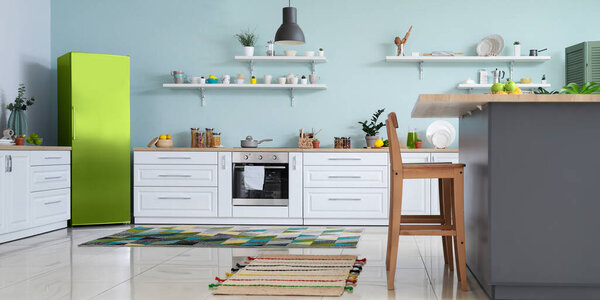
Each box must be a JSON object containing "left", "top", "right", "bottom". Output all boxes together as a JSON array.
[{"left": 412, "top": 94, "right": 600, "bottom": 300}]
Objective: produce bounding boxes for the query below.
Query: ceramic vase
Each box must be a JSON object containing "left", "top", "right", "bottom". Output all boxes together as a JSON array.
[
  {"left": 365, "top": 135, "right": 378, "bottom": 148},
  {"left": 7, "top": 109, "right": 27, "bottom": 137},
  {"left": 514, "top": 45, "right": 521, "bottom": 57},
  {"left": 244, "top": 46, "right": 254, "bottom": 56}
]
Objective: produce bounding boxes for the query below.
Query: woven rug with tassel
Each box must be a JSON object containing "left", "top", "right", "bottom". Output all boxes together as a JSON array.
[{"left": 210, "top": 254, "right": 366, "bottom": 297}]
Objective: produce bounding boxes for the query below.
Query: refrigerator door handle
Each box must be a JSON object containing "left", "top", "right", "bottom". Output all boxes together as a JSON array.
[
  {"left": 71, "top": 106, "right": 76, "bottom": 140},
  {"left": 4, "top": 155, "right": 8, "bottom": 173}
]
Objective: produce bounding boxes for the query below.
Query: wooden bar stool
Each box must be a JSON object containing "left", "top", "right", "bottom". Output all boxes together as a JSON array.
[{"left": 384, "top": 112, "right": 468, "bottom": 291}]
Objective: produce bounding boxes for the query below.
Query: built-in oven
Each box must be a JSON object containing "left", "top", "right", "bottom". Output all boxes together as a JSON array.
[{"left": 232, "top": 152, "right": 289, "bottom": 206}]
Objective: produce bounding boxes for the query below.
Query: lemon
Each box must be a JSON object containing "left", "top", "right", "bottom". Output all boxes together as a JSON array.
[
  {"left": 374, "top": 138, "right": 384, "bottom": 148},
  {"left": 166, "top": 134, "right": 172, "bottom": 140},
  {"left": 159, "top": 134, "right": 167, "bottom": 140}
]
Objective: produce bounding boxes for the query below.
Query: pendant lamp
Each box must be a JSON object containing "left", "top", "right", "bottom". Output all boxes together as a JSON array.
[{"left": 274, "top": 0, "right": 305, "bottom": 45}]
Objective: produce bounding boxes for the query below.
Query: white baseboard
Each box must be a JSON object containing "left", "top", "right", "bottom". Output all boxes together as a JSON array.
[
  {"left": 134, "top": 217, "right": 304, "bottom": 225},
  {"left": 0, "top": 221, "right": 68, "bottom": 244}
]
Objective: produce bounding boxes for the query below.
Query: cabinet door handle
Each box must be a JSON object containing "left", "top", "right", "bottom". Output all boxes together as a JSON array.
[
  {"left": 44, "top": 156, "right": 62, "bottom": 160},
  {"left": 328, "top": 198, "right": 361, "bottom": 201},
  {"left": 328, "top": 175, "right": 361, "bottom": 179},
  {"left": 8, "top": 155, "right": 12, "bottom": 173},
  {"left": 158, "top": 157, "right": 192, "bottom": 160},
  {"left": 430, "top": 156, "right": 434, "bottom": 162},
  {"left": 44, "top": 176, "right": 62, "bottom": 180},
  {"left": 158, "top": 196, "right": 192, "bottom": 200},
  {"left": 72, "top": 106, "right": 76, "bottom": 140},
  {"left": 328, "top": 157, "right": 361, "bottom": 161},
  {"left": 221, "top": 155, "right": 226, "bottom": 169},
  {"left": 293, "top": 155, "right": 297, "bottom": 170},
  {"left": 44, "top": 200, "right": 62, "bottom": 205},
  {"left": 158, "top": 174, "right": 192, "bottom": 178},
  {"left": 4, "top": 155, "right": 8, "bottom": 173}
]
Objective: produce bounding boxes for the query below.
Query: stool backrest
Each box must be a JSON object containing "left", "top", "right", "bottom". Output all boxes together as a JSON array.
[{"left": 386, "top": 112, "right": 403, "bottom": 174}]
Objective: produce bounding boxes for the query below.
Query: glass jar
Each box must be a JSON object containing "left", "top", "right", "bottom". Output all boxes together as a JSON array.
[
  {"left": 343, "top": 137, "right": 351, "bottom": 149},
  {"left": 334, "top": 137, "right": 342, "bottom": 149},
  {"left": 190, "top": 128, "right": 200, "bottom": 148},
  {"left": 212, "top": 132, "right": 221, "bottom": 147},
  {"left": 406, "top": 129, "right": 417, "bottom": 149},
  {"left": 196, "top": 132, "right": 205, "bottom": 148},
  {"left": 205, "top": 128, "right": 214, "bottom": 148}
]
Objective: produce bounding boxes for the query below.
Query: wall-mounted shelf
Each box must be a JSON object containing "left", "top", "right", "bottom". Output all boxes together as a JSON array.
[
  {"left": 385, "top": 55, "right": 551, "bottom": 80},
  {"left": 162, "top": 83, "right": 327, "bottom": 107},
  {"left": 235, "top": 56, "right": 327, "bottom": 76},
  {"left": 457, "top": 83, "right": 551, "bottom": 93}
]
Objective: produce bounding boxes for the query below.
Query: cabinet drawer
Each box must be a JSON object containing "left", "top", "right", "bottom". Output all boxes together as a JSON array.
[
  {"left": 303, "top": 166, "right": 387, "bottom": 188},
  {"left": 303, "top": 153, "right": 387, "bottom": 166},
  {"left": 31, "top": 189, "right": 70, "bottom": 226},
  {"left": 134, "top": 187, "right": 217, "bottom": 217},
  {"left": 134, "top": 165, "right": 217, "bottom": 187},
  {"left": 30, "top": 165, "right": 71, "bottom": 192},
  {"left": 30, "top": 151, "right": 70, "bottom": 166},
  {"left": 303, "top": 188, "right": 387, "bottom": 218},
  {"left": 135, "top": 152, "right": 217, "bottom": 165}
]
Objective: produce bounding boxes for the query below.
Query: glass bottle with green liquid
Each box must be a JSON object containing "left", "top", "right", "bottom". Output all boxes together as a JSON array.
[{"left": 407, "top": 128, "right": 417, "bottom": 149}]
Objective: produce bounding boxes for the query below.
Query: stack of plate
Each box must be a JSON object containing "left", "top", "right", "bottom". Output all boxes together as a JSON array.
[
  {"left": 0, "top": 139, "right": 15, "bottom": 146},
  {"left": 477, "top": 34, "right": 504, "bottom": 56},
  {"left": 426, "top": 121, "right": 456, "bottom": 149}
]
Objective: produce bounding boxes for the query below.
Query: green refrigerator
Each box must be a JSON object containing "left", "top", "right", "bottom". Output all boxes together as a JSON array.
[{"left": 57, "top": 52, "right": 131, "bottom": 225}]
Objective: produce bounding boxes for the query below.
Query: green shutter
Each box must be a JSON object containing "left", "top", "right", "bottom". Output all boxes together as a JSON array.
[
  {"left": 588, "top": 41, "right": 600, "bottom": 83},
  {"left": 566, "top": 42, "right": 586, "bottom": 86}
]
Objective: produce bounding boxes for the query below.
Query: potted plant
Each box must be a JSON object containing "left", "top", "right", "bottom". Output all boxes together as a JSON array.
[
  {"left": 26, "top": 133, "right": 42, "bottom": 145},
  {"left": 318, "top": 48, "right": 324, "bottom": 57},
  {"left": 414, "top": 139, "right": 423, "bottom": 149},
  {"left": 358, "top": 108, "right": 385, "bottom": 148},
  {"left": 235, "top": 29, "right": 258, "bottom": 57},
  {"left": 513, "top": 41, "right": 520, "bottom": 57},
  {"left": 5, "top": 84, "right": 35, "bottom": 137},
  {"left": 312, "top": 138, "right": 320, "bottom": 148},
  {"left": 14, "top": 135, "right": 25, "bottom": 146}
]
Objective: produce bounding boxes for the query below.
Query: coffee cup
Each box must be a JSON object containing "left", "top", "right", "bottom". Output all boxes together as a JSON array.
[
  {"left": 278, "top": 77, "right": 286, "bottom": 84},
  {"left": 264, "top": 75, "right": 273, "bottom": 84},
  {"left": 309, "top": 74, "right": 319, "bottom": 84},
  {"left": 189, "top": 77, "right": 202, "bottom": 84},
  {"left": 222, "top": 75, "right": 231, "bottom": 84}
]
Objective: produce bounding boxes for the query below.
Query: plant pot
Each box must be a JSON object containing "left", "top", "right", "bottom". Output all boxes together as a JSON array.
[
  {"left": 365, "top": 135, "right": 379, "bottom": 148},
  {"left": 14, "top": 137, "right": 25, "bottom": 146},
  {"left": 514, "top": 45, "right": 520, "bottom": 57},
  {"left": 312, "top": 141, "right": 320, "bottom": 148},
  {"left": 7, "top": 109, "right": 27, "bottom": 137},
  {"left": 318, "top": 50, "right": 324, "bottom": 57},
  {"left": 414, "top": 141, "right": 423, "bottom": 149},
  {"left": 244, "top": 46, "right": 254, "bottom": 56}
]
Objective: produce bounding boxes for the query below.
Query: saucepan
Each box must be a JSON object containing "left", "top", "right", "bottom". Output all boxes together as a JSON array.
[
  {"left": 240, "top": 136, "right": 273, "bottom": 148},
  {"left": 529, "top": 48, "right": 547, "bottom": 56}
]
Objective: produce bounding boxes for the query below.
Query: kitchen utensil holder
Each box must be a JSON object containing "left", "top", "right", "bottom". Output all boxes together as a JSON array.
[{"left": 298, "top": 137, "right": 314, "bottom": 149}]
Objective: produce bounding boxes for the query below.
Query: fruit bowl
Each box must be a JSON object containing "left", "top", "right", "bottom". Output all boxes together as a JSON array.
[
  {"left": 206, "top": 78, "right": 218, "bottom": 84},
  {"left": 156, "top": 139, "right": 173, "bottom": 148}
]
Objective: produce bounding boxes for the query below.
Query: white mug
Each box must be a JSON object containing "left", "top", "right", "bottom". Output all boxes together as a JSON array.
[
  {"left": 309, "top": 74, "right": 319, "bottom": 84},
  {"left": 222, "top": 75, "right": 231, "bottom": 84},
  {"left": 189, "top": 76, "right": 202, "bottom": 84},
  {"left": 264, "top": 74, "right": 273, "bottom": 84},
  {"left": 289, "top": 77, "right": 299, "bottom": 84},
  {"left": 200, "top": 77, "right": 206, "bottom": 84},
  {"left": 278, "top": 77, "right": 286, "bottom": 84}
]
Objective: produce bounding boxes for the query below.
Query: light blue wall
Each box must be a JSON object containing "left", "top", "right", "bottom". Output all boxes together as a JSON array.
[
  {"left": 1, "top": 0, "right": 54, "bottom": 144},
  {"left": 50, "top": 0, "right": 599, "bottom": 148}
]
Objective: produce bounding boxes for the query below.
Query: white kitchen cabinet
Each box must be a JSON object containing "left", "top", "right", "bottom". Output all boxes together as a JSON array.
[
  {"left": 217, "top": 152, "right": 232, "bottom": 217},
  {"left": 304, "top": 187, "right": 388, "bottom": 219},
  {"left": 303, "top": 165, "right": 387, "bottom": 188},
  {"left": 400, "top": 153, "right": 431, "bottom": 215},
  {"left": 0, "top": 150, "right": 71, "bottom": 244},
  {"left": 288, "top": 152, "right": 303, "bottom": 219},
  {"left": 133, "top": 164, "right": 218, "bottom": 187},
  {"left": 134, "top": 187, "right": 218, "bottom": 217}
]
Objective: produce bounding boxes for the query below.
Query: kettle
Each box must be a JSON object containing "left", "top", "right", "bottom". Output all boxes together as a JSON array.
[{"left": 491, "top": 68, "right": 505, "bottom": 83}]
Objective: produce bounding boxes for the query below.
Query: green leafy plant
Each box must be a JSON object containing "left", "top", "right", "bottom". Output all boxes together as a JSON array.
[
  {"left": 534, "top": 87, "right": 559, "bottom": 94},
  {"left": 383, "top": 139, "right": 389, "bottom": 147},
  {"left": 513, "top": 41, "right": 520, "bottom": 45},
  {"left": 26, "top": 133, "right": 42, "bottom": 145},
  {"left": 234, "top": 29, "right": 258, "bottom": 47},
  {"left": 559, "top": 82, "right": 600, "bottom": 94},
  {"left": 313, "top": 138, "right": 319, "bottom": 142},
  {"left": 358, "top": 109, "right": 386, "bottom": 136},
  {"left": 6, "top": 84, "right": 35, "bottom": 111},
  {"left": 319, "top": 48, "right": 323, "bottom": 51},
  {"left": 416, "top": 138, "right": 422, "bottom": 142}
]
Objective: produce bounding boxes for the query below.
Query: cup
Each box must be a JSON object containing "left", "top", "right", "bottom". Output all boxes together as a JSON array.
[
  {"left": 309, "top": 74, "right": 319, "bottom": 84},
  {"left": 290, "top": 77, "right": 299, "bottom": 84},
  {"left": 189, "top": 77, "right": 202, "bottom": 84},
  {"left": 237, "top": 78, "right": 245, "bottom": 84},
  {"left": 300, "top": 78, "right": 308, "bottom": 85},
  {"left": 264, "top": 75, "right": 273, "bottom": 84},
  {"left": 222, "top": 75, "right": 231, "bottom": 84}
]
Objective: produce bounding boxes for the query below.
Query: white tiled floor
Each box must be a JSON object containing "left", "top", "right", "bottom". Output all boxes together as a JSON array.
[{"left": 0, "top": 226, "right": 489, "bottom": 300}]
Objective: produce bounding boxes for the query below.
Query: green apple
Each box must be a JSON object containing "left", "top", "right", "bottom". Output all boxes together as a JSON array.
[
  {"left": 504, "top": 80, "right": 517, "bottom": 92},
  {"left": 491, "top": 82, "right": 505, "bottom": 93}
]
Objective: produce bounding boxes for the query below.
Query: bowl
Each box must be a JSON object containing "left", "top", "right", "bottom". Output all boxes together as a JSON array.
[
  {"left": 156, "top": 139, "right": 173, "bottom": 148},
  {"left": 304, "top": 51, "right": 315, "bottom": 57},
  {"left": 520, "top": 78, "right": 532, "bottom": 84},
  {"left": 206, "top": 78, "right": 218, "bottom": 84},
  {"left": 284, "top": 50, "right": 297, "bottom": 56}
]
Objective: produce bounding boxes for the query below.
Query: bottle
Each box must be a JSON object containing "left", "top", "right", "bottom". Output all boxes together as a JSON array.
[
  {"left": 205, "top": 128, "right": 214, "bottom": 148},
  {"left": 190, "top": 128, "right": 200, "bottom": 148},
  {"left": 212, "top": 132, "right": 221, "bottom": 147},
  {"left": 406, "top": 129, "right": 417, "bottom": 149}
]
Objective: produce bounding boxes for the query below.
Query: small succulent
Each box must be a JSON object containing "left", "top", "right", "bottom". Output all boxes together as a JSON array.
[
  {"left": 513, "top": 41, "right": 520, "bottom": 45},
  {"left": 313, "top": 138, "right": 319, "bottom": 142},
  {"left": 234, "top": 28, "right": 258, "bottom": 47},
  {"left": 319, "top": 48, "right": 324, "bottom": 51}
]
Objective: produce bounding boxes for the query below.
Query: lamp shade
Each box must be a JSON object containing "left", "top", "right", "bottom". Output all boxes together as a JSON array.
[{"left": 274, "top": 7, "right": 305, "bottom": 45}]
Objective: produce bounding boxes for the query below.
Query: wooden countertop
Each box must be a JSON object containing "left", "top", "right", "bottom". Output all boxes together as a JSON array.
[
  {"left": 0, "top": 145, "right": 72, "bottom": 151},
  {"left": 133, "top": 147, "right": 459, "bottom": 153},
  {"left": 412, "top": 94, "right": 600, "bottom": 118}
]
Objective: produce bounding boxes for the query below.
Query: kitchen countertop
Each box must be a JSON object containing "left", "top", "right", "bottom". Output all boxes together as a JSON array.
[
  {"left": 133, "top": 147, "right": 458, "bottom": 153},
  {"left": 0, "top": 145, "right": 72, "bottom": 151},
  {"left": 412, "top": 94, "right": 600, "bottom": 118}
]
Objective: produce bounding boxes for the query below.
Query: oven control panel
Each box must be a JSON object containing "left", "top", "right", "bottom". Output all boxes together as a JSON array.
[{"left": 232, "top": 152, "right": 289, "bottom": 163}]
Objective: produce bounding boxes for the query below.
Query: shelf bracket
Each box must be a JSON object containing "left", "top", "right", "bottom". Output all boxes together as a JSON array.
[
  {"left": 509, "top": 61, "right": 514, "bottom": 79},
  {"left": 311, "top": 60, "right": 316, "bottom": 75},
  {"left": 419, "top": 61, "right": 424, "bottom": 80},
  {"left": 249, "top": 60, "right": 255, "bottom": 77},
  {"left": 200, "top": 88, "right": 206, "bottom": 107},
  {"left": 290, "top": 88, "right": 295, "bottom": 107}
]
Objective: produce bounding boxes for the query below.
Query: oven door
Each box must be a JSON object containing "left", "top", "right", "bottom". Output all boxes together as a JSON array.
[{"left": 232, "top": 163, "right": 289, "bottom": 206}]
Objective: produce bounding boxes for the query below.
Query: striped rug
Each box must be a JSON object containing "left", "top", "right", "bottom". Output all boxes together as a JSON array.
[{"left": 211, "top": 254, "right": 365, "bottom": 297}]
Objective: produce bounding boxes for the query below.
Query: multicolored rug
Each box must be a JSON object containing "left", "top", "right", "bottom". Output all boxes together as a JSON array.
[
  {"left": 80, "top": 226, "right": 363, "bottom": 248},
  {"left": 211, "top": 254, "right": 365, "bottom": 296}
]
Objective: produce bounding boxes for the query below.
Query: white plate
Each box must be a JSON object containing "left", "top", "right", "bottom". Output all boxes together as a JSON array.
[
  {"left": 477, "top": 38, "right": 493, "bottom": 56},
  {"left": 477, "top": 34, "right": 504, "bottom": 56},
  {"left": 426, "top": 120, "right": 456, "bottom": 149},
  {"left": 488, "top": 34, "right": 504, "bottom": 56}
]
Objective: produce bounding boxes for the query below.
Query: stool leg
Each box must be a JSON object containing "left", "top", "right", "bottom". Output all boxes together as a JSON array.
[
  {"left": 386, "top": 179, "right": 395, "bottom": 271},
  {"left": 438, "top": 179, "right": 450, "bottom": 265},
  {"left": 443, "top": 179, "right": 455, "bottom": 271},
  {"left": 387, "top": 174, "right": 403, "bottom": 290},
  {"left": 452, "top": 169, "right": 468, "bottom": 291}
]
